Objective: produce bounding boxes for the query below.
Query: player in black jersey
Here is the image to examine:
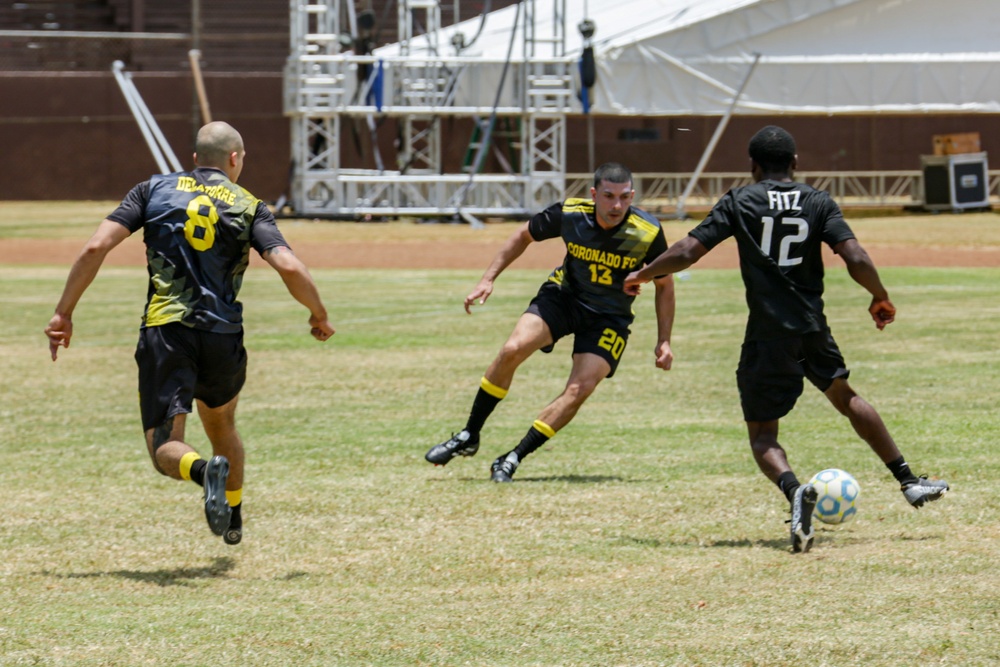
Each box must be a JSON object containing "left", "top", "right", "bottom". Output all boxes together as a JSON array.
[
  {"left": 425, "top": 163, "right": 676, "bottom": 482},
  {"left": 45, "top": 122, "right": 335, "bottom": 544},
  {"left": 625, "top": 126, "right": 948, "bottom": 552}
]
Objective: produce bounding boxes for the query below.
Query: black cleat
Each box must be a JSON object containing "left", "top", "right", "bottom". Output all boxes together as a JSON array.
[
  {"left": 203, "top": 455, "right": 232, "bottom": 537},
  {"left": 789, "top": 483, "right": 818, "bottom": 553},
  {"left": 490, "top": 452, "right": 519, "bottom": 483},
  {"left": 425, "top": 430, "right": 479, "bottom": 466},
  {"left": 224, "top": 526, "right": 242, "bottom": 545},
  {"left": 902, "top": 476, "right": 950, "bottom": 508}
]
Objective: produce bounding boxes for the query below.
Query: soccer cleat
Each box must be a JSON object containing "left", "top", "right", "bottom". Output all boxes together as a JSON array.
[
  {"left": 203, "top": 455, "right": 232, "bottom": 537},
  {"left": 490, "top": 452, "right": 519, "bottom": 483},
  {"left": 425, "top": 430, "right": 479, "bottom": 465},
  {"left": 223, "top": 526, "right": 242, "bottom": 545},
  {"left": 224, "top": 515, "right": 242, "bottom": 545},
  {"left": 902, "top": 476, "right": 950, "bottom": 508},
  {"left": 789, "top": 483, "right": 818, "bottom": 553}
]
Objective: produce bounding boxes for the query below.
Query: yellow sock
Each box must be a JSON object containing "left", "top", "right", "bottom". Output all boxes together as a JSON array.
[
  {"left": 226, "top": 488, "right": 242, "bottom": 507},
  {"left": 178, "top": 452, "right": 203, "bottom": 481}
]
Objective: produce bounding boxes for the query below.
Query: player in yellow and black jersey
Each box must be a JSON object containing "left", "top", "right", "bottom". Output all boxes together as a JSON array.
[
  {"left": 425, "top": 163, "right": 676, "bottom": 482},
  {"left": 45, "top": 122, "right": 335, "bottom": 545}
]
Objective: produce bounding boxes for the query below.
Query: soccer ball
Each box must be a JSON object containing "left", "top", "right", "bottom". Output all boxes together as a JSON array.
[{"left": 808, "top": 468, "right": 861, "bottom": 524}]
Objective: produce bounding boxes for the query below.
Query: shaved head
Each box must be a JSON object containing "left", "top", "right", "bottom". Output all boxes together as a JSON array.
[{"left": 195, "top": 121, "right": 244, "bottom": 169}]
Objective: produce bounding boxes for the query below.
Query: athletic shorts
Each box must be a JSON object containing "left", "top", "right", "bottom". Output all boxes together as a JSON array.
[
  {"left": 736, "top": 329, "right": 850, "bottom": 422},
  {"left": 525, "top": 281, "right": 632, "bottom": 378},
  {"left": 134, "top": 323, "right": 247, "bottom": 431}
]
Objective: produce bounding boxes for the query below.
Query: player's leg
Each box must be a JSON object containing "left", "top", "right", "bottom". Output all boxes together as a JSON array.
[
  {"left": 806, "top": 330, "right": 949, "bottom": 508},
  {"left": 427, "top": 288, "right": 562, "bottom": 466},
  {"left": 744, "top": 419, "right": 816, "bottom": 553},
  {"left": 198, "top": 396, "right": 244, "bottom": 544},
  {"left": 738, "top": 338, "right": 816, "bottom": 551},
  {"left": 193, "top": 331, "right": 248, "bottom": 542},
  {"left": 490, "top": 309, "right": 625, "bottom": 482}
]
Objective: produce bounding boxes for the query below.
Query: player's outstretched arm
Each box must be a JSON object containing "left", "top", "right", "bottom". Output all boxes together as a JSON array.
[
  {"left": 464, "top": 221, "right": 535, "bottom": 314},
  {"left": 262, "top": 246, "right": 335, "bottom": 341},
  {"left": 624, "top": 236, "right": 708, "bottom": 295},
  {"left": 45, "top": 219, "right": 132, "bottom": 360},
  {"left": 834, "top": 239, "right": 896, "bottom": 330}
]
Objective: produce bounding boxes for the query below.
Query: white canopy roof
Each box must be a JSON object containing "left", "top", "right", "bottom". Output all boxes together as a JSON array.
[{"left": 376, "top": 0, "right": 1000, "bottom": 115}]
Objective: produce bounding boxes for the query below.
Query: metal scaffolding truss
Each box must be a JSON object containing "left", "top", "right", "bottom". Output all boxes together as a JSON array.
[{"left": 285, "top": 0, "right": 573, "bottom": 219}]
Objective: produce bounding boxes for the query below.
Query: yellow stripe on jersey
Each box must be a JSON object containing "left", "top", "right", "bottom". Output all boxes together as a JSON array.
[
  {"left": 533, "top": 419, "right": 556, "bottom": 438},
  {"left": 179, "top": 451, "right": 203, "bottom": 481},
  {"left": 626, "top": 212, "right": 659, "bottom": 238},
  {"left": 481, "top": 376, "right": 509, "bottom": 399},
  {"left": 562, "top": 198, "right": 594, "bottom": 214}
]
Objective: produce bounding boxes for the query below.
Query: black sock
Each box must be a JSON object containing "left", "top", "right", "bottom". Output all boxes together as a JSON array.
[
  {"left": 190, "top": 459, "right": 207, "bottom": 487},
  {"left": 777, "top": 471, "right": 800, "bottom": 502},
  {"left": 512, "top": 422, "right": 554, "bottom": 460},
  {"left": 886, "top": 457, "right": 918, "bottom": 485},
  {"left": 465, "top": 382, "right": 506, "bottom": 435},
  {"left": 229, "top": 503, "right": 242, "bottom": 530}
]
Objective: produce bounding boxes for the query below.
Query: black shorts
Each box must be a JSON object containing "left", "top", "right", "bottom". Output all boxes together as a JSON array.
[
  {"left": 134, "top": 323, "right": 247, "bottom": 431},
  {"left": 736, "top": 329, "right": 850, "bottom": 422},
  {"left": 525, "top": 281, "right": 632, "bottom": 378}
]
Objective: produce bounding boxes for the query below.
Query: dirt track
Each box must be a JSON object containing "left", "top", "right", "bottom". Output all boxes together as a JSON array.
[{"left": 2, "top": 236, "right": 998, "bottom": 269}]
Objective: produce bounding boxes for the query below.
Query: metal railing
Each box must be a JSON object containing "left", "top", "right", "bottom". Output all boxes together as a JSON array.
[{"left": 566, "top": 171, "right": 1000, "bottom": 214}]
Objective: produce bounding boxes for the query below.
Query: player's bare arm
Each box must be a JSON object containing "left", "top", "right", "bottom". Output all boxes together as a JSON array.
[
  {"left": 263, "top": 245, "right": 335, "bottom": 341},
  {"left": 465, "top": 221, "right": 535, "bottom": 313},
  {"left": 45, "top": 219, "right": 132, "bottom": 360},
  {"left": 652, "top": 275, "right": 676, "bottom": 370},
  {"left": 624, "top": 236, "right": 709, "bottom": 295},
  {"left": 833, "top": 238, "right": 896, "bottom": 330}
]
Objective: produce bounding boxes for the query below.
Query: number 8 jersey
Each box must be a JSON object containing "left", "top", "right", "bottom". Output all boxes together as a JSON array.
[
  {"left": 108, "top": 167, "right": 289, "bottom": 333},
  {"left": 689, "top": 180, "right": 856, "bottom": 341}
]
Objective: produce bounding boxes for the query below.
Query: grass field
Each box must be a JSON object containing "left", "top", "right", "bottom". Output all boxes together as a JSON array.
[{"left": 1, "top": 205, "right": 999, "bottom": 666}]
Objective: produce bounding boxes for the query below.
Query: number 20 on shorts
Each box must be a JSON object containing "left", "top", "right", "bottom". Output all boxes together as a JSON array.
[{"left": 597, "top": 328, "right": 626, "bottom": 360}]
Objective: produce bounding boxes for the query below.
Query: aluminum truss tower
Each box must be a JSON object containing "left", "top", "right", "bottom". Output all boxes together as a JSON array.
[{"left": 285, "top": 0, "right": 573, "bottom": 219}]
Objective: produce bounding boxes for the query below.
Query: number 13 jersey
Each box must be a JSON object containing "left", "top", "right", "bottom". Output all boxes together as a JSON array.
[
  {"left": 528, "top": 199, "right": 668, "bottom": 319},
  {"left": 108, "top": 167, "right": 289, "bottom": 333},
  {"left": 689, "top": 180, "right": 856, "bottom": 341}
]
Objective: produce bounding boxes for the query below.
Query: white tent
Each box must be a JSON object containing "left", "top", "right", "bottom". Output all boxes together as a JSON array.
[{"left": 377, "top": 0, "right": 1000, "bottom": 115}]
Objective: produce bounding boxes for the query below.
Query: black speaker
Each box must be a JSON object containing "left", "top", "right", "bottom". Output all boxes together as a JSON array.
[{"left": 921, "top": 153, "right": 990, "bottom": 211}]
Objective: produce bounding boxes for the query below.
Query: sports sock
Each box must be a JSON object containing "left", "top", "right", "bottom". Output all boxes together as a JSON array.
[
  {"left": 886, "top": 456, "right": 919, "bottom": 485},
  {"left": 777, "top": 471, "right": 800, "bottom": 502},
  {"left": 465, "top": 376, "right": 508, "bottom": 435},
  {"left": 512, "top": 420, "right": 555, "bottom": 460},
  {"left": 228, "top": 502, "right": 242, "bottom": 530},
  {"left": 179, "top": 452, "right": 207, "bottom": 486}
]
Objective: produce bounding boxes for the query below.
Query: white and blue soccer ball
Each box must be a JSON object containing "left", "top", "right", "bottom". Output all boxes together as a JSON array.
[{"left": 808, "top": 468, "right": 861, "bottom": 524}]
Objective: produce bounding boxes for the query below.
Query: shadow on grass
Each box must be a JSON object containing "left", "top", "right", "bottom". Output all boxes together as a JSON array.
[
  {"left": 49, "top": 556, "right": 236, "bottom": 587},
  {"left": 443, "top": 474, "right": 628, "bottom": 484}
]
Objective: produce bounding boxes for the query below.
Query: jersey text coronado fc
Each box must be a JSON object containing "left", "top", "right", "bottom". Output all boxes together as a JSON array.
[
  {"left": 528, "top": 199, "right": 668, "bottom": 318},
  {"left": 688, "top": 179, "right": 856, "bottom": 341},
  {"left": 108, "top": 167, "right": 288, "bottom": 333}
]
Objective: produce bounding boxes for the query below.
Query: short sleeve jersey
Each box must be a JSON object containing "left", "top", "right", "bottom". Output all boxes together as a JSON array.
[
  {"left": 528, "top": 198, "right": 668, "bottom": 318},
  {"left": 107, "top": 167, "right": 288, "bottom": 333},
  {"left": 689, "top": 180, "right": 856, "bottom": 340}
]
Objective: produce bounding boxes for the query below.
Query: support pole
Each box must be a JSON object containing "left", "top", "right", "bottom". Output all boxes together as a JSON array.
[
  {"left": 676, "top": 53, "right": 761, "bottom": 220},
  {"left": 188, "top": 49, "right": 212, "bottom": 124}
]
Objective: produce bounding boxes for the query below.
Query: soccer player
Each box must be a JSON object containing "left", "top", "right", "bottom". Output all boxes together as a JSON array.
[
  {"left": 426, "top": 162, "right": 676, "bottom": 482},
  {"left": 624, "top": 125, "right": 949, "bottom": 553},
  {"left": 45, "top": 121, "right": 334, "bottom": 544}
]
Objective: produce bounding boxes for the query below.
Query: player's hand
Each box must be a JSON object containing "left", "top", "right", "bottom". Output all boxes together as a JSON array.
[
  {"left": 309, "top": 314, "right": 335, "bottom": 341},
  {"left": 623, "top": 271, "right": 646, "bottom": 296},
  {"left": 464, "top": 279, "right": 494, "bottom": 314},
  {"left": 44, "top": 313, "right": 73, "bottom": 361},
  {"left": 869, "top": 298, "right": 896, "bottom": 330},
  {"left": 655, "top": 340, "right": 674, "bottom": 371}
]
